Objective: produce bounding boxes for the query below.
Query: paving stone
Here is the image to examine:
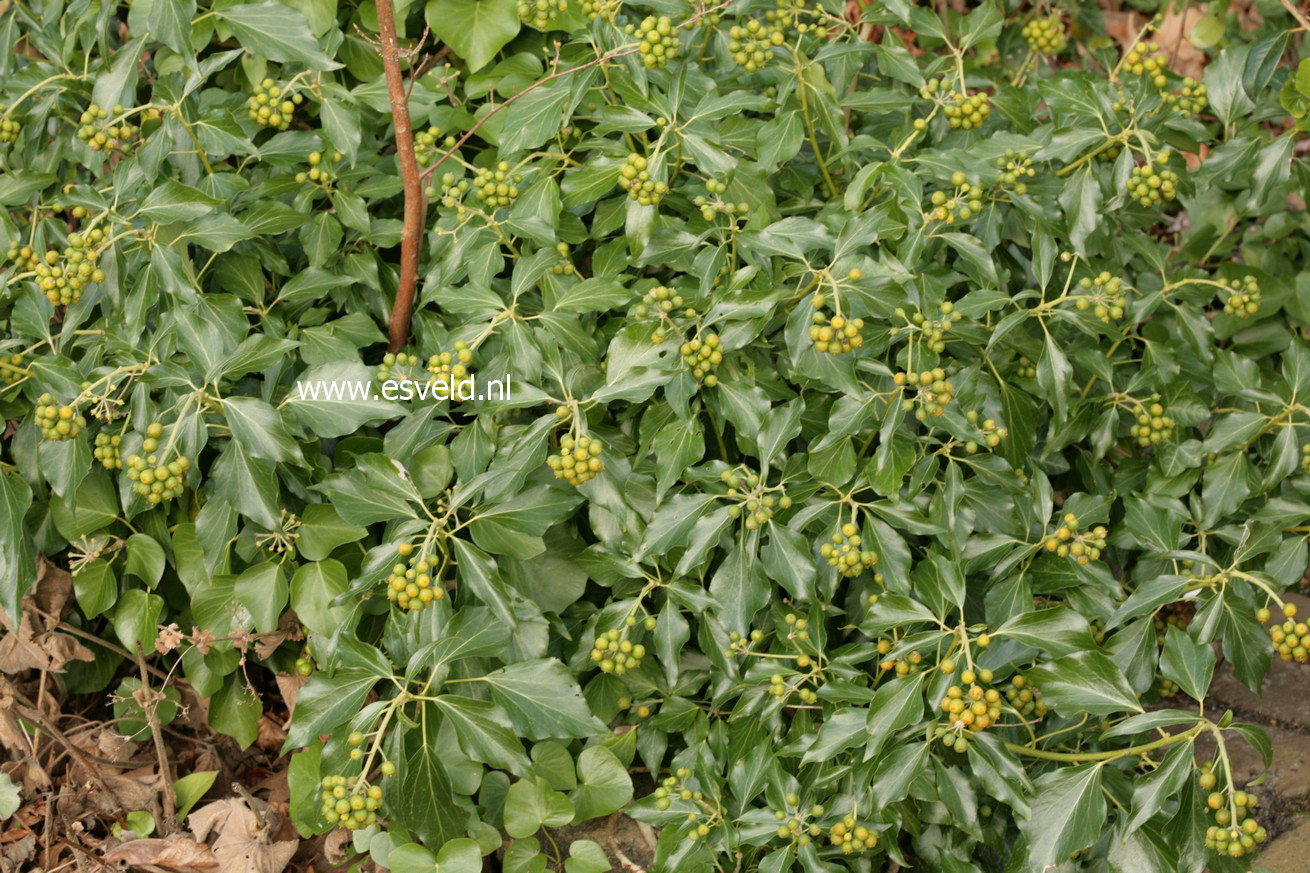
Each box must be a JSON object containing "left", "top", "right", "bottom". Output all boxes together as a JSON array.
[
  {"left": 1255, "top": 815, "right": 1310, "bottom": 873},
  {"left": 1195, "top": 724, "right": 1310, "bottom": 799}
]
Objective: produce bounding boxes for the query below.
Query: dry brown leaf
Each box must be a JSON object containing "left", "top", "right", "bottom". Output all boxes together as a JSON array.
[
  {"left": 274, "top": 673, "right": 309, "bottom": 717},
  {"left": 189, "top": 797, "right": 299, "bottom": 873},
  {"left": 255, "top": 715, "right": 287, "bottom": 751},
  {"left": 1154, "top": 7, "right": 1208, "bottom": 81},
  {"left": 103, "top": 835, "right": 220, "bottom": 872},
  {"left": 0, "top": 561, "right": 94, "bottom": 674},
  {"left": 324, "top": 828, "right": 352, "bottom": 865},
  {"left": 0, "top": 833, "right": 36, "bottom": 869}
]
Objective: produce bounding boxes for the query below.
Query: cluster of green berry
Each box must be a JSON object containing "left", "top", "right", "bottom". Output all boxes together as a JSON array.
[
  {"left": 547, "top": 434, "right": 605, "bottom": 486},
  {"left": 1302, "top": 444, "right": 1310, "bottom": 476},
  {"left": 247, "top": 79, "right": 302, "bottom": 130},
  {"left": 319, "top": 773, "right": 383, "bottom": 830},
  {"left": 771, "top": 796, "right": 821, "bottom": 848},
  {"left": 927, "top": 172, "right": 985, "bottom": 223},
  {"left": 1075, "top": 271, "right": 1127, "bottom": 322},
  {"left": 827, "top": 815, "right": 879, "bottom": 855},
  {"left": 721, "top": 468, "right": 790, "bottom": 529},
  {"left": 294, "top": 150, "right": 343, "bottom": 188},
  {"left": 929, "top": 80, "right": 991, "bottom": 130},
  {"left": 938, "top": 667, "right": 1003, "bottom": 733},
  {"left": 414, "top": 126, "right": 456, "bottom": 166},
  {"left": 1123, "top": 41, "right": 1168, "bottom": 88},
  {"left": 0, "top": 116, "right": 20, "bottom": 144},
  {"left": 76, "top": 103, "right": 139, "bottom": 152},
  {"left": 430, "top": 172, "right": 472, "bottom": 214},
  {"left": 617, "top": 153, "right": 668, "bottom": 206},
  {"left": 1015, "top": 356, "right": 1037, "bottom": 378},
  {"left": 473, "top": 161, "right": 522, "bottom": 209},
  {"left": 294, "top": 651, "right": 314, "bottom": 676},
  {"left": 891, "top": 302, "right": 960, "bottom": 353},
  {"left": 386, "top": 544, "right": 445, "bottom": 611},
  {"left": 1126, "top": 397, "right": 1175, "bottom": 447},
  {"left": 428, "top": 341, "right": 473, "bottom": 381},
  {"left": 590, "top": 627, "right": 647, "bottom": 674},
  {"left": 1202, "top": 781, "right": 1267, "bottom": 859},
  {"left": 1163, "top": 77, "right": 1209, "bottom": 116},
  {"left": 652, "top": 768, "right": 696, "bottom": 811},
  {"left": 1043, "top": 512, "right": 1108, "bottom": 564},
  {"left": 994, "top": 151, "right": 1036, "bottom": 195},
  {"left": 876, "top": 639, "right": 923, "bottom": 676},
  {"left": 549, "top": 242, "right": 577, "bottom": 275},
  {"left": 1219, "top": 275, "right": 1261, "bottom": 318},
  {"left": 963, "top": 410, "right": 1007, "bottom": 453},
  {"left": 1021, "top": 14, "right": 1066, "bottom": 56},
  {"left": 1263, "top": 602, "right": 1306, "bottom": 662},
  {"left": 125, "top": 423, "right": 191, "bottom": 505},
  {"left": 693, "top": 179, "right": 749, "bottom": 222},
  {"left": 8, "top": 231, "right": 108, "bottom": 306},
  {"left": 809, "top": 291, "right": 865, "bottom": 354},
  {"left": 375, "top": 352, "right": 426, "bottom": 384},
  {"left": 628, "top": 16, "right": 679, "bottom": 69},
  {"left": 518, "top": 0, "right": 566, "bottom": 29},
  {"left": 819, "top": 523, "right": 878, "bottom": 578},
  {"left": 680, "top": 333, "right": 724, "bottom": 385},
  {"left": 1004, "top": 674, "right": 1048, "bottom": 719},
  {"left": 580, "top": 0, "right": 620, "bottom": 22},
  {"left": 894, "top": 368, "right": 956, "bottom": 420},
  {"left": 728, "top": 17, "right": 787, "bottom": 72},
  {"left": 94, "top": 431, "right": 123, "bottom": 469},
  {"left": 35, "top": 394, "right": 86, "bottom": 441},
  {"left": 1125, "top": 154, "right": 1178, "bottom": 208},
  {"left": 0, "top": 353, "right": 23, "bottom": 388}
]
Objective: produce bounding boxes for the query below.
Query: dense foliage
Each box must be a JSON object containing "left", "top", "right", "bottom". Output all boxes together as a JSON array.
[{"left": 2, "top": 0, "right": 1310, "bottom": 870}]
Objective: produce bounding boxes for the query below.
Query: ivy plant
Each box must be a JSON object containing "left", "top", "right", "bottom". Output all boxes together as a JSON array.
[{"left": 1, "top": 0, "right": 1309, "bottom": 871}]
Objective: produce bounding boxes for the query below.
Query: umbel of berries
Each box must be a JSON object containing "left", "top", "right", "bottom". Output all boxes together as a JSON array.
[
  {"left": 0, "top": 116, "right": 20, "bottom": 144},
  {"left": 125, "top": 422, "right": 191, "bottom": 505},
  {"left": 76, "top": 103, "right": 137, "bottom": 152},
  {"left": 473, "top": 162, "right": 521, "bottom": 208},
  {"left": 94, "top": 431, "right": 123, "bottom": 469},
  {"left": 1128, "top": 398, "right": 1175, "bottom": 447},
  {"left": 820, "top": 523, "right": 878, "bottom": 578},
  {"left": 628, "top": 16, "right": 678, "bottom": 68},
  {"left": 247, "top": 79, "right": 301, "bottom": 130},
  {"left": 35, "top": 394, "right": 86, "bottom": 441},
  {"left": 386, "top": 543, "right": 445, "bottom": 611},
  {"left": 928, "top": 172, "right": 984, "bottom": 223},
  {"left": 618, "top": 154, "right": 667, "bottom": 206},
  {"left": 519, "top": 0, "right": 565, "bottom": 29},
  {"left": 681, "top": 333, "right": 723, "bottom": 385},
  {"left": 1076, "top": 271, "right": 1127, "bottom": 322},
  {"left": 319, "top": 773, "right": 383, "bottom": 830},
  {"left": 547, "top": 434, "right": 604, "bottom": 485},
  {"left": 1221, "top": 275, "right": 1261, "bottom": 318},
  {"left": 590, "top": 628, "right": 645, "bottom": 674},
  {"left": 580, "top": 0, "right": 619, "bottom": 22},
  {"left": 1021, "top": 14, "right": 1066, "bottom": 56},
  {"left": 809, "top": 288, "right": 865, "bottom": 354},
  {"left": 1126, "top": 153, "right": 1179, "bottom": 207},
  {"left": 1043, "top": 512, "right": 1108, "bottom": 564}
]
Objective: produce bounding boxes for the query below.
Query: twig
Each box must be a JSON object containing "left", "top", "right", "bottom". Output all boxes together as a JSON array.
[
  {"left": 135, "top": 643, "right": 177, "bottom": 835},
  {"left": 376, "top": 0, "right": 425, "bottom": 353},
  {"left": 8, "top": 686, "right": 128, "bottom": 821},
  {"left": 1279, "top": 0, "right": 1310, "bottom": 33},
  {"left": 606, "top": 813, "right": 647, "bottom": 872}
]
